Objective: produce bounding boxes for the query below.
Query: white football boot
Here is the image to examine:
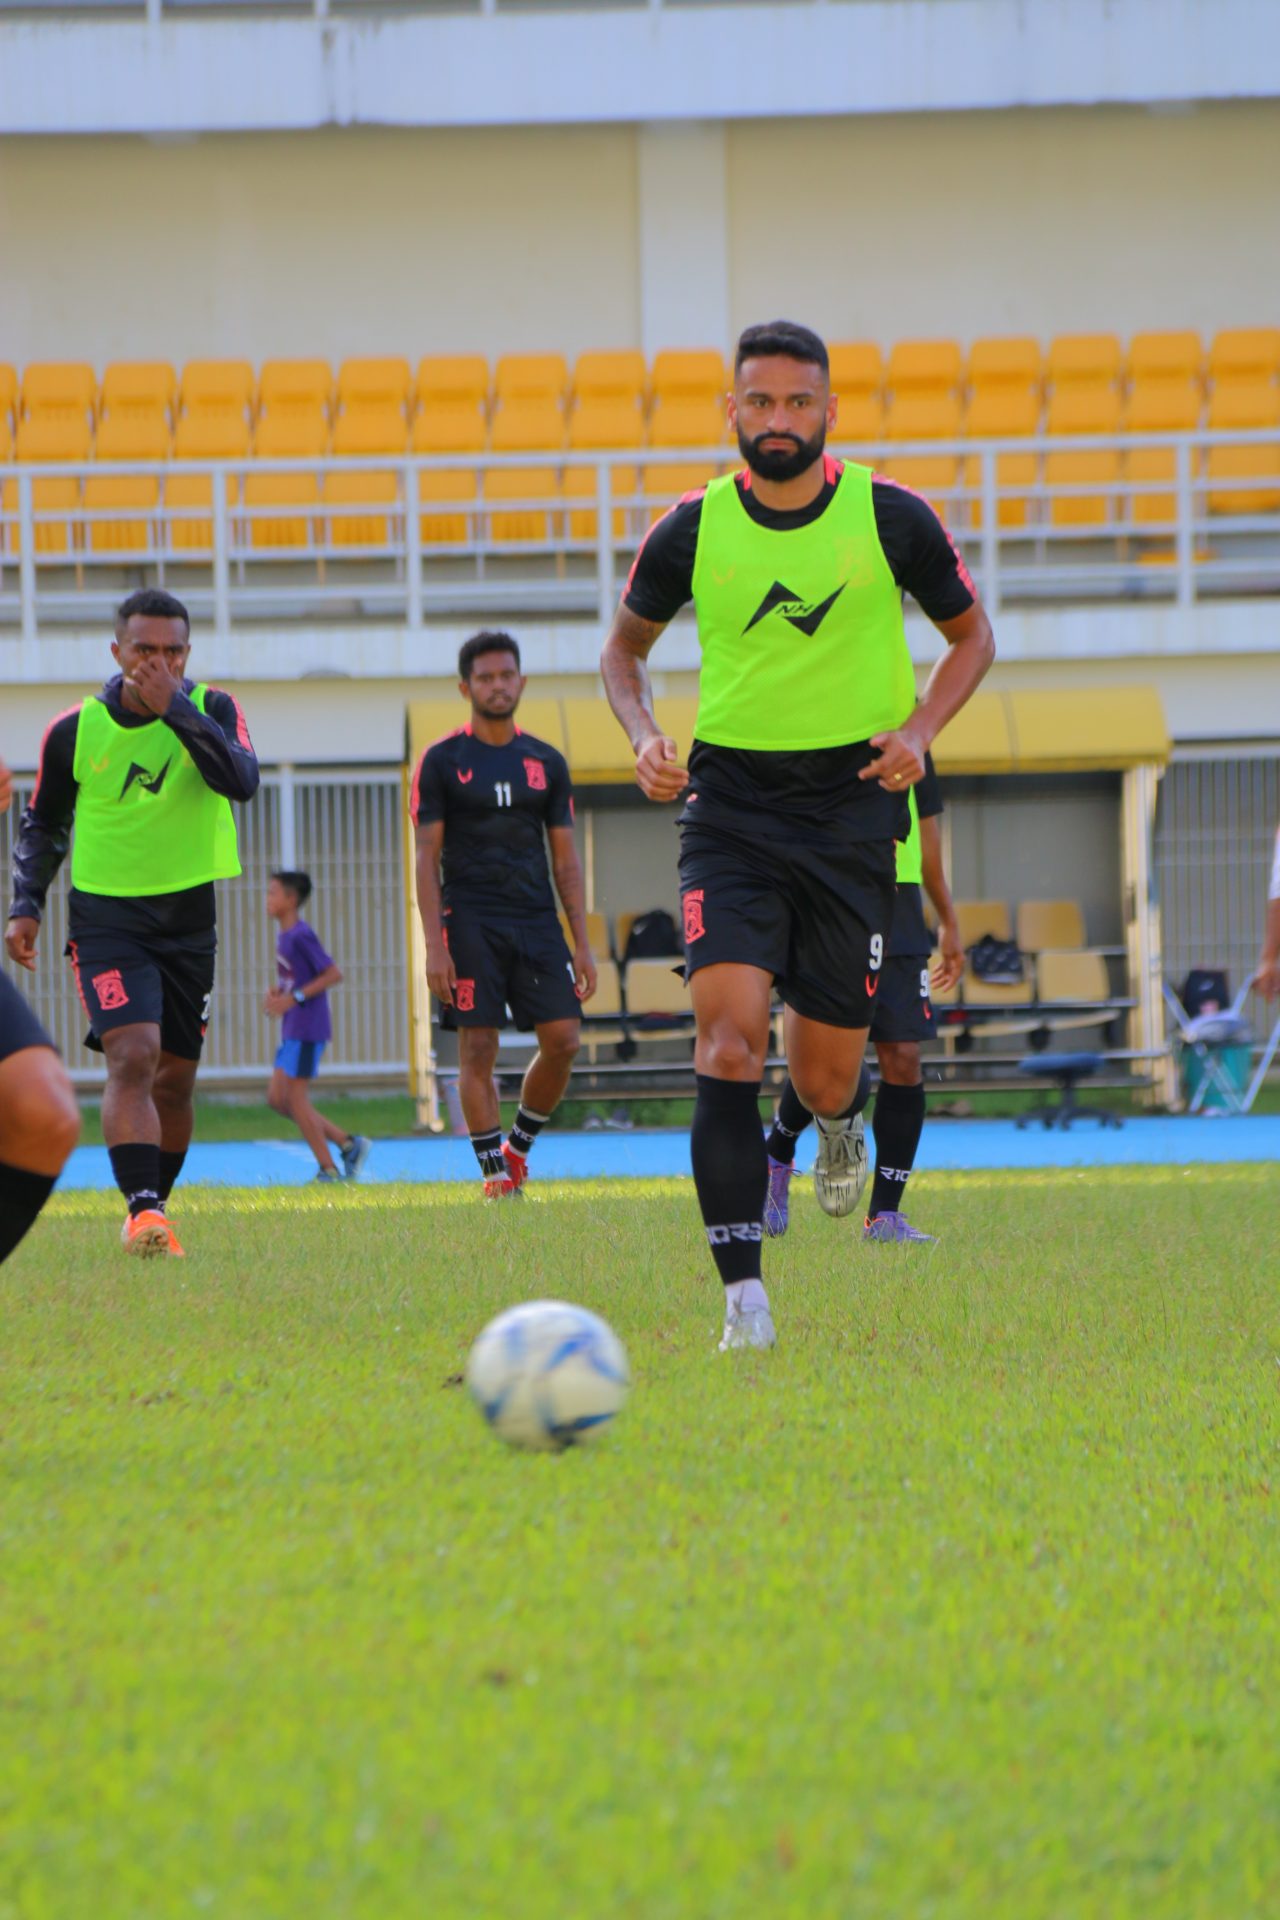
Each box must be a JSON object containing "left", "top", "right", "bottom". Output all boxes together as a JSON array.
[
  {"left": 813, "top": 1112, "right": 869, "bottom": 1218},
  {"left": 718, "top": 1300, "right": 777, "bottom": 1352}
]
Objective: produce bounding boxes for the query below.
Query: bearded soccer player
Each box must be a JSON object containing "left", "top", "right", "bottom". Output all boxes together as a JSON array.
[
  {"left": 0, "top": 755, "right": 81, "bottom": 1266},
  {"left": 5, "top": 590, "right": 259, "bottom": 1256},
  {"left": 413, "top": 631, "right": 597, "bottom": 1198},
  {"left": 601, "top": 320, "right": 994, "bottom": 1351}
]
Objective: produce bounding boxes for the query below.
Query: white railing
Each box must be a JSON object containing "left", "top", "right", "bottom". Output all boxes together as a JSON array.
[
  {"left": 1, "top": 429, "right": 1278, "bottom": 650},
  {"left": 0, "top": 0, "right": 841, "bottom": 17}
]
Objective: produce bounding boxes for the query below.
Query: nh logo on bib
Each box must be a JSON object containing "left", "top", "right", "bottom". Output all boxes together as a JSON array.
[
  {"left": 120, "top": 757, "right": 172, "bottom": 799},
  {"left": 743, "top": 580, "right": 847, "bottom": 637}
]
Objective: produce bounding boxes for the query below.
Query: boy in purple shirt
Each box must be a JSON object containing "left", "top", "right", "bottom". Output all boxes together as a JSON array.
[{"left": 264, "top": 871, "right": 370, "bottom": 1182}]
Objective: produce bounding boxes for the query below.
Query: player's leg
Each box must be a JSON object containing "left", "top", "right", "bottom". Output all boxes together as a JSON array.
[
  {"left": 152, "top": 1050, "right": 199, "bottom": 1207},
  {"left": 0, "top": 974, "right": 81, "bottom": 1265},
  {"left": 283, "top": 1068, "right": 342, "bottom": 1179},
  {"left": 457, "top": 1026, "right": 509, "bottom": 1192},
  {"left": 99, "top": 1021, "right": 176, "bottom": 1254},
  {"left": 444, "top": 917, "right": 515, "bottom": 1194},
  {"left": 763, "top": 1059, "right": 872, "bottom": 1235},
  {"left": 500, "top": 918, "right": 584, "bottom": 1187},
  {"left": 865, "top": 1037, "right": 933, "bottom": 1243}
]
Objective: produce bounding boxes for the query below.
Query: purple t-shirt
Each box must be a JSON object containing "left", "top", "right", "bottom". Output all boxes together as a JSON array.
[{"left": 276, "top": 920, "right": 335, "bottom": 1043}]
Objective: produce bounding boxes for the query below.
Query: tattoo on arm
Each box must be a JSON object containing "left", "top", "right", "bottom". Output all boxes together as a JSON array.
[{"left": 601, "top": 606, "right": 668, "bottom": 752}]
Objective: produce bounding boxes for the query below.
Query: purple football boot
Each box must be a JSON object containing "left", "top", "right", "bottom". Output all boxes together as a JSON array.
[
  {"left": 764, "top": 1156, "right": 794, "bottom": 1237},
  {"left": 862, "top": 1211, "right": 937, "bottom": 1245}
]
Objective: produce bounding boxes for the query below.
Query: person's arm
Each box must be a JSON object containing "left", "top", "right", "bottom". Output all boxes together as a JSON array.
[
  {"left": 163, "top": 686, "right": 261, "bottom": 803},
  {"left": 414, "top": 819, "right": 455, "bottom": 1009},
  {"left": 264, "top": 961, "right": 343, "bottom": 1017},
  {"left": 920, "top": 813, "right": 963, "bottom": 992},
  {"left": 547, "top": 825, "right": 597, "bottom": 1003},
  {"left": 600, "top": 606, "right": 689, "bottom": 802},
  {"left": 862, "top": 602, "right": 995, "bottom": 790},
  {"left": 1253, "top": 830, "right": 1280, "bottom": 999},
  {"left": 5, "top": 711, "right": 80, "bottom": 970}
]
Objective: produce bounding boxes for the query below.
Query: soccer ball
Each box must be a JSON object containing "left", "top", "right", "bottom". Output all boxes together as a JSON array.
[{"left": 465, "top": 1300, "right": 630, "bottom": 1452}]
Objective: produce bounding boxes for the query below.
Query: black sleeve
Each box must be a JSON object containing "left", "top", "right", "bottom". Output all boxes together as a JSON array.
[
  {"left": 622, "top": 493, "right": 704, "bottom": 624},
  {"left": 915, "top": 750, "right": 943, "bottom": 821},
  {"left": 167, "top": 688, "right": 260, "bottom": 803},
  {"left": 412, "top": 745, "right": 448, "bottom": 827},
  {"left": 545, "top": 750, "right": 575, "bottom": 830},
  {"left": 8, "top": 709, "right": 79, "bottom": 923},
  {"left": 872, "top": 480, "right": 977, "bottom": 624}
]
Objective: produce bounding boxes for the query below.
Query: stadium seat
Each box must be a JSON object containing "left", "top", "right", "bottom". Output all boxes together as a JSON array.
[
  {"left": 415, "top": 468, "right": 477, "bottom": 546},
  {"left": 967, "top": 337, "right": 1042, "bottom": 393},
  {"left": 834, "top": 393, "right": 885, "bottom": 443},
  {"left": 489, "top": 400, "right": 566, "bottom": 453},
  {"left": 648, "top": 398, "right": 725, "bottom": 448},
  {"left": 494, "top": 353, "right": 568, "bottom": 405},
  {"left": 882, "top": 393, "right": 963, "bottom": 515},
  {"left": 1208, "top": 328, "right": 1280, "bottom": 387},
  {"left": 21, "top": 362, "right": 97, "bottom": 425},
  {"left": 639, "top": 458, "right": 722, "bottom": 520},
  {"left": 5, "top": 415, "right": 93, "bottom": 556},
  {"left": 167, "top": 413, "right": 250, "bottom": 552},
  {"left": 1036, "top": 948, "right": 1111, "bottom": 1003},
  {"left": 323, "top": 409, "right": 405, "bottom": 547},
  {"left": 928, "top": 953, "right": 961, "bottom": 1008},
  {"left": 245, "top": 413, "right": 324, "bottom": 549},
  {"left": 0, "top": 413, "right": 11, "bottom": 462},
  {"left": 887, "top": 339, "right": 963, "bottom": 396},
  {"left": 337, "top": 357, "right": 411, "bottom": 416},
  {"left": 623, "top": 958, "right": 691, "bottom": 1018},
  {"left": 1122, "top": 378, "right": 1203, "bottom": 524},
  {"left": 573, "top": 351, "right": 646, "bottom": 406},
  {"left": 481, "top": 466, "right": 559, "bottom": 543},
  {"left": 649, "top": 350, "right": 726, "bottom": 406},
  {"left": 564, "top": 400, "right": 644, "bottom": 537},
  {"left": 259, "top": 359, "right": 333, "bottom": 419},
  {"left": 1047, "top": 334, "right": 1123, "bottom": 389},
  {"left": 416, "top": 355, "right": 490, "bottom": 413},
  {"left": 962, "top": 388, "right": 1041, "bottom": 529},
  {"left": 1128, "top": 331, "right": 1203, "bottom": 386},
  {"left": 100, "top": 361, "right": 176, "bottom": 421},
  {"left": 1204, "top": 382, "right": 1280, "bottom": 515},
  {"left": 558, "top": 910, "right": 612, "bottom": 958},
  {"left": 411, "top": 404, "right": 487, "bottom": 455},
  {"left": 0, "top": 364, "right": 16, "bottom": 425},
  {"left": 563, "top": 462, "right": 640, "bottom": 541},
  {"left": 953, "top": 899, "right": 1012, "bottom": 946},
  {"left": 584, "top": 958, "right": 624, "bottom": 1022},
  {"left": 1016, "top": 899, "right": 1086, "bottom": 954},
  {"left": 1044, "top": 386, "right": 1123, "bottom": 526},
  {"left": 960, "top": 965, "right": 1034, "bottom": 1008},
  {"left": 180, "top": 359, "right": 256, "bottom": 422},
  {"left": 828, "top": 342, "right": 884, "bottom": 397},
  {"left": 255, "top": 411, "right": 329, "bottom": 458},
  {"left": 84, "top": 414, "right": 169, "bottom": 553},
  {"left": 330, "top": 408, "right": 408, "bottom": 457}
]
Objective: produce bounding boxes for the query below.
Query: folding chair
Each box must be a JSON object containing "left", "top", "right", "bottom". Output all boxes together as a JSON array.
[{"left": 1162, "top": 980, "right": 1280, "bottom": 1114}]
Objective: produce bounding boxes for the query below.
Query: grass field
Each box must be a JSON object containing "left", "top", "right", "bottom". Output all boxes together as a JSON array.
[{"left": 3, "top": 1168, "right": 1279, "bottom": 1918}]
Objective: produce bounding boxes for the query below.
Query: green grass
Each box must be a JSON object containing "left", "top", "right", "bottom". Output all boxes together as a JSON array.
[{"left": 3, "top": 1170, "right": 1279, "bottom": 1918}]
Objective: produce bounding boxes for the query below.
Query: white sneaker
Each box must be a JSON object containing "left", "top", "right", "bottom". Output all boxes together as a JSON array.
[
  {"left": 813, "top": 1113, "right": 869, "bottom": 1218},
  {"left": 718, "top": 1302, "right": 777, "bottom": 1352}
]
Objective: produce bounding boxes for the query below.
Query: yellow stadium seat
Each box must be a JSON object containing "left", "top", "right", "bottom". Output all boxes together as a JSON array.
[
  {"left": 1205, "top": 381, "right": 1280, "bottom": 514},
  {"left": 0, "top": 364, "right": 16, "bottom": 424},
  {"left": 1123, "top": 379, "right": 1203, "bottom": 525},
  {"left": 418, "top": 467, "right": 477, "bottom": 546},
  {"left": 259, "top": 359, "right": 332, "bottom": 418},
  {"left": 1044, "top": 386, "right": 1122, "bottom": 526},
  {"left": 1047, "top": 334, "right": 1122, "bottom": 389},
  {"left": 21, "top": 362, "right": 97, "bottom": 425},
  {"left": 1208, "top": 381, "right": 1280, "bottom": 429},
  {"left": 0, "top": 414, "right": 11, "bottom": 462},
  {"left": 1035, "top": 948, "right": 1110, "bottom": 1003},
  {"left": 416, "top": 355, "right": 489, "bottom": 412},
  {"left": 255, "top": 410, "right": 329, "bottom": 458},
  {"left": 563, "top": 463, "right": 640, "bottom": 541},
  {"left": 331, "top": 407, "right": 408, "bottom": 457},
  {"left": 167, "top": 414, "right": 249, "bottom": 552},
  {"left": 101, "top": 362, "right": 176, "bottom": 421},
  {"left": 4, "top": 415, "right": 88, "bottom": 555},
  {"left": 1128, "top": 331, "right": 1203, "bottom": 385},
  {"left": 928, "top": 952, "right": 961, "bottom": 1008},
  {"left": 573, "top": 351, "right": 646, "bottom": 405},
  {"left": 1209, "top": 328, "right": 1280, "bottom": 387},
  {"left": 337, "top": 357, "right": 411, "bottom": 416},
  {"left": 882, "top": 394, "right": 962, "bottom": 514},
  {"left": 624, "top": 958, "right": 690, "bottom": 1019},
  {"left": 411, "top": 405, "right": 486, "bottom": 455},
  {"left": 494, "top": 354, "right": 568, "bottom": 405},
  {"left": 967, "top": 337, "right": 1042, "bottom": 392},
  {"left": 828, "top": 342, "right": 883, "bottom": 397},
  {"left": 650, "top": 349, "right": 726, "bottom": 405},
  {"left": 961, "top": 967, "right": 1034, "bottom": 1009},
  {"left": 834, "top": 393, "right": 885, "bottom": 443},
  {"left": 648, "top": 397, "right": 725, "bottom": 448},
  {"left": 84, "top": 413, "right": 167, "bottom": 551},
  {"left": 640, "top": 459, "right": 721, "bottom": 519},
  {"left": 94, "top": 415, "right": 169, "bottom": 461},
  {"left": 15, "top": 415, "right": 92, "bottom": 462},
  {"left": 181, "top": 359, "right": 256, "bottom": 421},
  {"left": 887, "top": 339, "right": 963, "bottom": 395},
  {"left": 322, "top": 409, "right": 404, "bottom": 546},
  {"left": 490, "top": 400, "right": 566, "bottom": 453},
  {"left": 1016, "top": 899, "right": 1086, "bottom": 953},
  {"left": 568, "top": 398, "right": 645, "bottom": 451},
  {"left": 962, "top": 389, "right": 1041, "bottom": 529},
  {"left": 245, "top": 414, "right": 323, "bottom": 548},
  {"left": 954, "top": 899, "right": 1011, "bottom": 946},
  {"left": 481, "top": 466, "right": 560, "bottom": 543}
]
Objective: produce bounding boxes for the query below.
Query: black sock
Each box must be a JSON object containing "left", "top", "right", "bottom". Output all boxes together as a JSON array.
[
  {"left": 157, "top": 1148, "right": 187, "bottom": 1206},
  {"left": 508, "top": 1104, "right": 550, "bottom": 1157},
  {"left": 691, "top": 1074, "right": 767, "bottom": 1286},
  {"left": 470, "top": 1128, "right": 505, "bottom": 1178},
  {"left": 868, "top": 1081, "right": 926, "bottom": 1219},
  {"left": 108, "top": 1142, "right": 162, "bottom": 1217},
  {"left": 0, "top": 1161, "right": 58, "bottom": 1266},
  {"left": 765, "top": 1077, "right": 812, "bottom": 1164}
]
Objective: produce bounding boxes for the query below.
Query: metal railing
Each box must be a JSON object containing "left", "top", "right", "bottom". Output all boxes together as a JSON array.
[
  {"left": 1, "top": 429, "right": 1278, "bottom": 648},
  {"left": 1, "top": 0, "right": 844, "bottom": 18}
]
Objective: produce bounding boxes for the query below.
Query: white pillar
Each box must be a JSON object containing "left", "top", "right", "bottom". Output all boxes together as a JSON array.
[{"left": 636, "top": 122, "right": 730, "bottom": 360}]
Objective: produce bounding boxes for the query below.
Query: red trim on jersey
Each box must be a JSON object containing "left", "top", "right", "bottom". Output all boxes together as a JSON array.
[
  {"left": 408, "top": 748, "right": 427, "bottom": 821},
  {"left": 824, "top": 452, "right": 844, "bottom": 485},
  {"left": 872, "top": 471, "right": 978, "bottom": 601},
  {"left": 624, "top": 484, "right": 710, "bottom": 597},
  {"left": 30, "top": 703, "right": 82, "bottom": 810},
  {"left": 206, "top": 685, "right": 253, "bottom": 751}
]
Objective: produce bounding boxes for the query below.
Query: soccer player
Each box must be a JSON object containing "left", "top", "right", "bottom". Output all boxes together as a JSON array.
[
  {"left": 601, "top": 320, "right": 994, "bottom": 1351},
  {"left": 1252, "top": 822, "right": 1280, "bottom": 999},
  {"left": 412, "top": 631, "right": 597, "bottom": 1198},
  {"left": 264, "top": 869, "right": 371, "bottom": 1183},
  {"left": 5, "top": 589, "right": 259, "bottom": 1256},
  {"left": 764, "top": 750, "right": 965, "bottom": 1242},
  {"left": 0, "top": 755, "right": 81, "bottom": 1267}
]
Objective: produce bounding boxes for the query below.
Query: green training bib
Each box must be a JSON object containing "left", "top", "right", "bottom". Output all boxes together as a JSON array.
[{"left": 896, "top": 785, "right": 923, "bottom": 885}]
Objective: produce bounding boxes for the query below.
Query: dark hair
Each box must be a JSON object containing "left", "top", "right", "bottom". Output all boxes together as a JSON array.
[
  {"left": 734, "top": 321, "right": 829, "bottom": 378},
  {"left": 115, "top": 588, "right": 191, "bottom": 637},
  {"left": 458, "top": 629, "right": 521, "bottom": 681},
  {"left": 271, "top": 869, "right": 313, "bottom": 907}
]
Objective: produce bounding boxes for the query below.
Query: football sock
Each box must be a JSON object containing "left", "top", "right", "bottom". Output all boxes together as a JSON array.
[
  {"left": 764, "top": 1077, "right": 813, "bottom": 1164},
  {"left": 0, "top": 1161, "right": 58, "bottom": 1266},
  {"left": 108, "top": 1142, "right": 162, "bottom": 1217},
  {"left": 157, "top": 1148, "right": 187, "bottom": 1207},
  {"left": 690, "top": 1074, "right": 767, "bottom": 1286},
  {"left": 867, "top": 1081, "right": 927, "bottom": 1218},
  {"left": 470, "top": 1128, "right": 506, "bottom": 1179},
  {"left": 508, "top": 1105, "right": 550, "bottom": 1158}
]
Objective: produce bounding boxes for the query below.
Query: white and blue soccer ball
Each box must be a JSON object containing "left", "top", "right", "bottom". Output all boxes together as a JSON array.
[{"left": 465, "top": 1300, "right": 630, "bottom": 1452}]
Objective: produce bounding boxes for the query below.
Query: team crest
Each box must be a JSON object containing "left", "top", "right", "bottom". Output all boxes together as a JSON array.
[
  {"left": 92, "top": 968, "right": 130, "bottom": 1011},
  {"left": 523, "top": 757, "right": 547, "bottom": 791},
  {"left": 683, "top": 889, "right": 705, "bottom": 944},
  {"left": 454, "top": 979, "right": 476, "bottom": 1012}
]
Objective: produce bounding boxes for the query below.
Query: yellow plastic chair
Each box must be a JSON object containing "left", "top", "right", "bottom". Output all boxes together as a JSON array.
[
  {"left": 417, "top": 467, "right": 477, "bottom": 546},
  {"left": 564, "top": 399, "right": 644, "bottom": 536},
  {"left": 1044, "top": 386, "right": 1123, "bottom": 526},
  {"left": 84, "top": 414, "right": 169, "bottom": 553},
  {"left": 180, "top": 359, "right": 256, "bottom": 422},
  {"left": 954, "top": 899, "right": 1012, "bottom": 946},
  {"left": 411, "top": 404, "right": 487, "bottom": 455},
  {"left": 416, "top": 355, "right": 489, "bottom": 412},
  {"left": 573, "top": 351, "right": 646, "bottom": 406},
  {"left": 322, "top": 408, "right": 406, "bottom": 547},
  {"left": 101, "top": 362, "right": 176, "bottom": 422},
  {"left": 167, "top": 414, "right": 249, "bottom": 552},
  {"left": 1208, "top": 328, "right": 1280, "bottom": 387},
  {"left": 4, "top": 415, "right": 90, "bottom": 554},
  {"left": 245, "top": 413, "right": 325, "bottom": 550},
  {"left": 0, "top": 364, "right": 17, "bottom": 424},
  {"left": 887, "top": 339, "right": 963, "bottom": 395},
  {"left": 639, "top": 458, "right": 722, "bottom": 521},
  {"left": 1128, "top": 331, "right": 1203, "bottom": 386},
  {"left": 962, "top": 389, "right": 1041, "bottom": 529},
  {"left": 648, "top": 397, "right": 726, "bottom": 448},
  {"left": 490, "top": 400, "right": 566, "bottom": 453},
  {"left": 21, "top": 362, "right": 97, "bottom": 425},
  {"left": 828, "top": 342, "right": 883, "bottom": 397},
  {"left": 882, "top": 393, "right": 962, "bottom": 516},
  {"left": 1016, "top": 900, "right": 1087, "bottom": 954},
  {"left": 1047, "top": 334, "right": 1122, "bottom": 390},
  {"left": 650, "top": 349, "right": 726, "bottom": 405},
  {"left": 834, "top": 393, "right": 885, "bottom": 443},
  {"left": 1123, "top": 379, "right": 1203, "bottom": 525},
  {"left": 481, "top": 466, "right": 560, "bottom": 543},
  {"left": 259, "top": 359, "right": 333, "bottom": 419},
  {"left": 967, "top": 336, "right": 1043, "bottom": 393},
  {"left": 494, "top": 354, "right": 569, "bottom": 406},
  {"left": 1205, "top": 382, "right": 1280, "bottom": 514},
  {"left": 337, "top": 357, "right": 411, "bottom": 416}
]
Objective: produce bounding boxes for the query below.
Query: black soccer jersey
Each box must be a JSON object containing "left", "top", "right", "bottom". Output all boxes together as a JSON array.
[
  {"left": 891, "top": 752, "right": 944, "bottom": 958},
  {"left": 411, "top": 726, "right": 574, "bottom": 915}
]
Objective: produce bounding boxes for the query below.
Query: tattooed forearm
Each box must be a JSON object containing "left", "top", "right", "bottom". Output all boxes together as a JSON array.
[{"left": 600, "top": 607, "right": 668, "bottom": 751}]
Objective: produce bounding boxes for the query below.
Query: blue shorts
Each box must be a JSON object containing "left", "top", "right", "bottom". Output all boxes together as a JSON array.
[{"left": 275, "top": 1038, "right": 326, "bottom": 1080}]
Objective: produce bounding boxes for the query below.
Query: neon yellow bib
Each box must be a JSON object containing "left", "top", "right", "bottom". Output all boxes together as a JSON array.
[
  {"left": 897, "top": 786, "right": 923, "bottom": 884},
  {"left": 690, "top": 463, "right": 916, "bottom": 751},
  {"left": 71, "top": 686, "right": 241, "bottom": 896}
]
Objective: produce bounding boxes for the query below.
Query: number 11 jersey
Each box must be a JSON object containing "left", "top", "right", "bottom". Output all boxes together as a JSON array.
[{"left": 410, "top": 726, "right": 575, "bottom": 916}]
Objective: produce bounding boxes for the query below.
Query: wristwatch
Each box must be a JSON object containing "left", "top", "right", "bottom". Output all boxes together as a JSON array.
[{"left": 292, "top": 988, "right": 307, "bottom": 1005}]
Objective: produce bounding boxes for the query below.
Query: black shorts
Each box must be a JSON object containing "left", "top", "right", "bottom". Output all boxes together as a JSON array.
[
  {"left": 678, "top": 818, "right": 897, "bottom": 1029},
  {"left": 0, "top": 968, "right": 57, "bottom": 1064},
  {"left": 870, "top": 952, "right": 936, "bottom": 1045},
  {"left": 65, "top": 924, "right": 216, "bottom": 1060},
  {"left": 441, "top": 906, "right": 580, "bottom": 1031}
]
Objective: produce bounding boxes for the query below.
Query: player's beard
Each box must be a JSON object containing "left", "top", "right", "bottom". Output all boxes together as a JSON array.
[{"left": 737, "top": 420, "right": 827, "bottom": 483}]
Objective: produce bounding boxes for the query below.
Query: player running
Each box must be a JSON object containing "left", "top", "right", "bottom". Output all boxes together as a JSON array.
[
  {"left": 264, "top": 869, "right": 371, "bottom": 1183},
  {"left": 412, "top": 630, "right": 597, "bottom": 1199},
  {"left": 0, "top": 755, "right": 81, "bottom": 1267},
  {"left": 601, "top": 320, "right": 993, "bottom": 1351},
  {"left": 764, "top": 750, "right": 964, "bottom": 1242},
  {"left": 5, "top": 589, "right": 259, "bottom": 1256}
]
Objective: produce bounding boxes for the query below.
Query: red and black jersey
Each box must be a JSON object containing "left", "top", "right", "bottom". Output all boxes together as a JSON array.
[{"left": 411, "top": 726, "right": 574, "bottom": 916}]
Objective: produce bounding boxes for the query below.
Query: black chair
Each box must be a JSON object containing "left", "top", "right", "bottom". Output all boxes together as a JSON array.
[{"left": 1015, "top": 1052, "right": 1123, "bottom": 1130}]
